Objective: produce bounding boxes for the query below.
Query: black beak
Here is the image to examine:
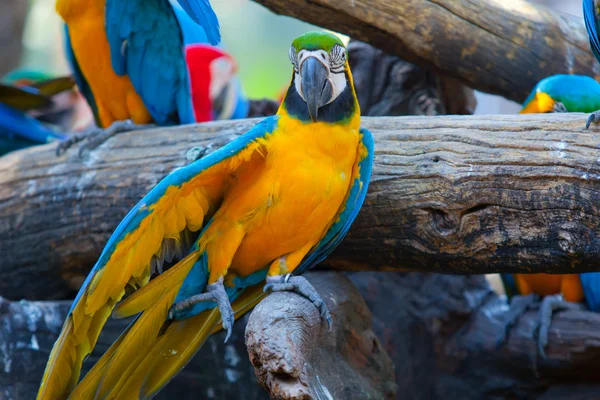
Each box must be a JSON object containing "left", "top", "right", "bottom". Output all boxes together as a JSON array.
[{"left": 300, "top": 57, "right": 332, "bottom": 122}]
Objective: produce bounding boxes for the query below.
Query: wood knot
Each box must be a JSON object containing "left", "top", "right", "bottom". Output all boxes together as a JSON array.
[{"left": 428, "top": 208, "right": 459, "bottom": 236}]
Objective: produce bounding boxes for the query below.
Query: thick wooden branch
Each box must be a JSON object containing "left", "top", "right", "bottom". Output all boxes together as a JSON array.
[
  {"left": 245, "top": 272, "right": 396, "bottom": 400},
  {"left": 252, "top": 0, "right": 600, "bottom": 103},
  {"left": 2, "top": 113, "right": 600, "bottom": 299}
]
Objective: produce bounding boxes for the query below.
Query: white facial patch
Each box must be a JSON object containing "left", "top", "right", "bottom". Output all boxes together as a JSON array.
[{"left": 290, "top": 47, "right": 348, "bottom": 106}]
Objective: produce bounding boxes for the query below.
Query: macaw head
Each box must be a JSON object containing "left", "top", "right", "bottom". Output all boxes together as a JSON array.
[
  {"left": 282, "top": 31, "right": 359, "bottom": 123},
  {"left": 520, "top": 74, "right": 600, "bottom": 114},
  {"left": 185, "top": 44, "right": 239, "bottom": 122}
]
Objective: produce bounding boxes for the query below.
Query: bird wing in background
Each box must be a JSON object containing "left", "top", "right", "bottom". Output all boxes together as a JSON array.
[
  {"left": 584, "top": 0, "right": 600, "bottom": 61},
  {"left": 174, "top": 0, "right": 220, "bottom": 45}
]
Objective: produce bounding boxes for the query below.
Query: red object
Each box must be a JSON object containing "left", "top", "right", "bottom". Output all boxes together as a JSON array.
[{"left": 185, "top": 44, "right": 234, "bottom": 122}]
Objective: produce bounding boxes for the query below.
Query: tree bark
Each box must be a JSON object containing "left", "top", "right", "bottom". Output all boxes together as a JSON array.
[
  {"left": 251, "top": 0, "right": 600, "bottom": 103},
  {"left": 2, "top": 113, "right": 600, "bottom": 299},
  {"left": 245, "top": 272, "right": 396, "bottom": 400}
]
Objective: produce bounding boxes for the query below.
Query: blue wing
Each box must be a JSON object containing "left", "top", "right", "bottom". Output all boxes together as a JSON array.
[
  {"left": 295, "top": 128, "right": 375, "bottom": 275},
  {"left": 105, "top": 0, "right": 194, "bottom": 125},
  {"left": 71, "top": 116, "right": 279, "bottom": 313},
  {"left": 584, "top": 0, "right": 600, "bottom": 62},
  {"left": 63, "top": 25, "right": 100, "bottom": 125},
  {"left": 580, "top": 273, "right": 600, "bottom": 312},
  {"left": 174, "top": 0, "right": 220, "bottom": 45}
]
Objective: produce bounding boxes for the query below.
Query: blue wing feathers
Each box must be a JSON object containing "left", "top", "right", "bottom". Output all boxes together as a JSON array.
[
  {"left": 580, "top": 272, "right": 600, "bottom": 312},
  {"left": 0, "top": 103, "right": 65, "bottom": 144},
  {"left": 72, "top": 117, "right": 279, "bottom": 314},
  {"left": 175, "top": 0, "right": 220, "bottom": 45},
  {"left": 584, "top": 0, "right": 600, "bottom": 62}
]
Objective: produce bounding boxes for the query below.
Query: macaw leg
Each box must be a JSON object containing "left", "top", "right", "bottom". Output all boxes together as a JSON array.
[
  {"left": 496, "top": 294, "right": 539, "bottom": 347},
  {"left": 585, "top": 111, "right": 600, "bottom": 129},
  {"left": 535, "top": 294, "right": 584, "bottom": 358},
  {"left": 56, "top": 120, "right": 154, "bottom": 157},
  {"left": 263, "top": 274, "right": 333, "bottom": 330},
  {"left": 168, "top": 276, "right": 235, "bottom": 342}
]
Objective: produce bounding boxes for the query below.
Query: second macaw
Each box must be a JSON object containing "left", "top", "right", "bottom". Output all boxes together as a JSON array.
[
  {"left": 37, "top": 31, "right": 374, "bottom": 399},
  {"left": 0, "top": 74, "right": 75, "bottom": 156},
  {"left": 56, "top": 0, "right": 249, "bottom": 155},
  {"left": 498, "top": 73, "right": 600, "bottom": 356},
  {"left": 583, "top": 0, "right": 600, "bottom": 127}
]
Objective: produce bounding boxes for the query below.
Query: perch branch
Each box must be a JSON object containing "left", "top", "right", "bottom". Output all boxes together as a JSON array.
[
  {"left": 252, "top": 0, "right": 600, "bottom": 103},
  {"left": 2, "top": 114, "right": 600, "bottom": 299}
]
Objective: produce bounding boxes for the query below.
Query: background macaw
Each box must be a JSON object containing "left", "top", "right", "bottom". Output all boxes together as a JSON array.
[
  {"left": 56, "top": 0, "right": 249, "bottom": 155},
  {"left": 0, "top": 72, "right": 75, "bottom": 156},
  {"left": 498, "top": 72, "right": 600, "bottom": 357},
  {"left": 37, "top": 31, "right": 374, "bottom": 400}
]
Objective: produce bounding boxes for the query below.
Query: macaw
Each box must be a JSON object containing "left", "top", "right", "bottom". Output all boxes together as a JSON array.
[
  {"left": 583, "top": 0, "right": 600, "bottom": 127},
  {"left": 37, "top": 31, "right": 374, "bottom": 399},
  {"left": 0, "top": 75, "right": 75, "bottom": 156},
  {"left": 56, "top": 0, "right": 249, "bottom": 155},
  {"left": 497, "top": 73, "right": 600, "bottom": 356},
  {"left": 520, "top": 74, "right": 600, "bottom": 114}
]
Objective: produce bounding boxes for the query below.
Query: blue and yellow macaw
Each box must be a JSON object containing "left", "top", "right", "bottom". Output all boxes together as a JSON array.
[
  {"left": 498, "top": 72, "right": 600, "bottom": 356},
  {"left": 583, "top": 0, "right": 600, "bottom": 127},
  {"left": 37, "top": 31, "right": 374, "bottom": 399},
  {"left": 56, "top": 0, "right": 248, "bottom": 155},
  {"left": 519, "top": 74, "right": 600, "bottom": 114},
  {"left": 0, "top": 74, "right": 75, "bottom": 156}
]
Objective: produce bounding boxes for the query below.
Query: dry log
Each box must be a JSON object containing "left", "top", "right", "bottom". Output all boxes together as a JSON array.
[
  {"left": 2, "top": 113, "right": 600, "bottom": 299},
  {"left": 245, "top": 272, "right": 396, "bottom": 400},
  {"left": 251, "top": 0, "right": 600, "bottom": 103},
  {"left": 348, "top": 272, "right": 600, "bottom": 398}
]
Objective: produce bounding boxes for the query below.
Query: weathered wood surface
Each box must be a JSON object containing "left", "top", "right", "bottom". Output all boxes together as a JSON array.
[
  {"left": 252, "top": 0, "right": 600, "bottom": 103},
  {"left": 348, "top": 272, "right": 600, "bottom": 399},
  {"left": 3, "top": 113, "right": 600, "bottom": 299},
  {"left": 246, "top": 272, "right": 396, "bottom": 400}
]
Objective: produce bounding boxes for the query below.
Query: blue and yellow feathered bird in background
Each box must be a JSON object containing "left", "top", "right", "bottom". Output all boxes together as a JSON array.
[
  {"left": 57, "top": 0, "right": 249, "bottom": 155},
  {"left": 37, "top": 31, "right": 374, "bottom": 399},
  {"left": 498, "top": 71, "right": 600, "bottom": 356}
]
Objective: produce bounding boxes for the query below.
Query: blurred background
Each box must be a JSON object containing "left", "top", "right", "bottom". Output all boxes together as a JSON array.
[{"left": 3, "top": 0, "right": 583, "bottom": 114}]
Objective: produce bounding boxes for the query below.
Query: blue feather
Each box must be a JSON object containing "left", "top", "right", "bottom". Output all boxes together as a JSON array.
[
  {"left": 584, "top": 0, "right": 600, "bottom": 62},
  {"left": 175, "top": 0, "right": 220, "bottom": 45},
  {"left": 580, "top": 272, "right": 600, "bottom": 312},
  {"left": 0, "top": 103, "right": 65, "bottom": 144},
  {"left": 499, "top": 273, "right": 518, "bottom": 299},
  {"left": 106, "top": 0, "right": 190, "bottom": 124}
]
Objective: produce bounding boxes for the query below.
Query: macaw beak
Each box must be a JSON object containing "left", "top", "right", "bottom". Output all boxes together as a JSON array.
[{"left": 300, "top": 56, "right": 332, "bottom": 122}]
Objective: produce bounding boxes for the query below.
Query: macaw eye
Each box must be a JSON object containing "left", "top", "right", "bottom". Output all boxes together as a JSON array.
[
  {"left": 289, "top": 46, "right": 299, "bottom": 73},
  {"left": 329, "top": 45, "right": 346, "bottom": 73}
]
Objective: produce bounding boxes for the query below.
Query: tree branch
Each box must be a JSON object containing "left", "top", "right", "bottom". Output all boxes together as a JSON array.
[
  {"left": 2, "top": 113, "right": 600, "bottom": 299},
  {"left": 251, "top": 0, "right": 600, "bottom": 103}
]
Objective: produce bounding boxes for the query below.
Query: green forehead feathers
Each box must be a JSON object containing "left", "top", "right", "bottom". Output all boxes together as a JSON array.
[{"left": 292, "top": 31, "right": 346, "bottom": 53}]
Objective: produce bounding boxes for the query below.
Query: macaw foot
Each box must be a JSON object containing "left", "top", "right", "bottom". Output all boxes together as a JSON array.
[
  {"left": 169, "top": 277, "right": 235, "bottom": 342},
  {"left": 56, "top": 120, "right": 154, "bottom": 157},
  {"left": 263, "top": 274, "right": 333, "bottom": 330},
  {"left": 585, "top": 111, "right": 600, "bottom": 129},
  {"left": 496, "top": 294, "right": 539, "bottom": 347},
  {"left": 535, "top": 294, "right": 584, "bottom": 358}
]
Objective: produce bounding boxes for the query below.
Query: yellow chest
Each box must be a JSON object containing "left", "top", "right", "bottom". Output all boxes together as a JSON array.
[
  {"left": 207, "top": 116, "right": 361, "bottom": 275},
  {"left": 56, "top": 0, "right": 151, "bottom": 126}
]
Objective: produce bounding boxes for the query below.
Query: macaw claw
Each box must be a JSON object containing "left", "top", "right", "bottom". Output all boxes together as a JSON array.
[
  {"left": 55, "top": 120, "right": 154, "bottom": 157},
  {"left": 169, "top": 277, "right": 235, "bottom": 342},
  {"left": 263, "top": 274, "right": 333, "bottom": 331},
  {"left": 585, "top": 111, "right": 600, "bottom": 129},
  {"left": 535, "top": 294, "right": 584, "bottom": 358}
]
